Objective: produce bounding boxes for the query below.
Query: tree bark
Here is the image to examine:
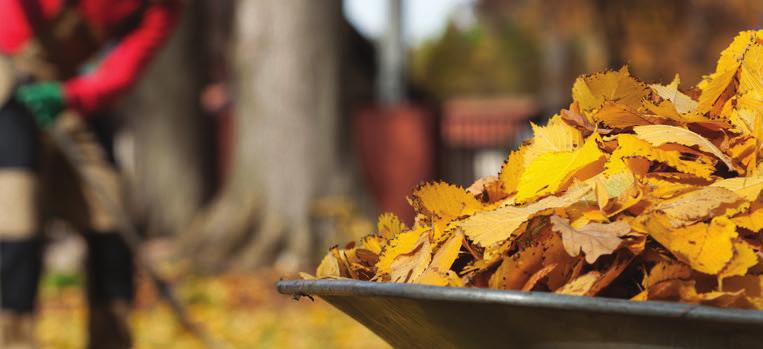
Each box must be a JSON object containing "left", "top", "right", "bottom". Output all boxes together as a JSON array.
[
  {"left": 184, "top": 0, "right": 343, "bottom": 272},
  {"left": 118, "top": 1, "right": 207, "bottom": 237}
]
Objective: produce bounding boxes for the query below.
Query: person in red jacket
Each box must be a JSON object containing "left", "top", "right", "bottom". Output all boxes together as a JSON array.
[{"left": 0, "top": 0, "right": 182, "bottom": 348}]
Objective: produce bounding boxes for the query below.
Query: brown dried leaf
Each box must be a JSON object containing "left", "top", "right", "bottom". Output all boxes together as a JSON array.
[{"left": 550, "top": 215, "right": 630, "bottom": 264}]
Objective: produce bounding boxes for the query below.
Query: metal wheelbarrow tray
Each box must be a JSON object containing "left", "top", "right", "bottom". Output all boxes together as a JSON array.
[{"left": 277, "top": 279, "right": 763, "bottom": 348}]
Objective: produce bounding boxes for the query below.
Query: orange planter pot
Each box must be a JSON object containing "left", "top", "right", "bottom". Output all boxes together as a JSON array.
[{"left": 355, "top": 104, "right": 435, "bottom": 225}]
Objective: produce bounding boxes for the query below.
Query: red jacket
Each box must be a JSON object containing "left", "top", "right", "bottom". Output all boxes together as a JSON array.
[{"left": 0, "top": 0, "right": 182, "bottom": 113}]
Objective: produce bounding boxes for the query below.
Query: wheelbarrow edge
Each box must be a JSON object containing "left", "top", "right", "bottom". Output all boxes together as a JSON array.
[{"left": 277, "top": 279, "right": 763, "bottom": 327}]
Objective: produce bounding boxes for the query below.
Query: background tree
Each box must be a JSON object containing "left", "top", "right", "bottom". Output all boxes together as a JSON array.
[
  {"left": 183, "top": 0, "right": 344, "bottom": 271},
  {"left": 120, "top": 0, "right": 209, "bottom": 237}
]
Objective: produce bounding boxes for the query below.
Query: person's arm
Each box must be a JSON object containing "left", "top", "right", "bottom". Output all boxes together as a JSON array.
[{"left": 63, "top": 1, "right": 183, "bottom": 114}]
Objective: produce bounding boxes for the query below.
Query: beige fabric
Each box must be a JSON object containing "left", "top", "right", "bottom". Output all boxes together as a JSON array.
[
  {"left": 41, "top": 113, "right": 123, "bottom": 232},
  {"left": 11, "top": 41, "right": 60, "bottom": 82},
  {"left": 0, "top": 171, "right": 39, "bottom": 239},
  {"left": 0, "top": 312, "right": 36, "bottom": 349},
  {"left": 0, "top": 114, "right": 122, "bottom": 236},
  {"left": 0, "top": 55, "right": 12, "bottom": 105}
]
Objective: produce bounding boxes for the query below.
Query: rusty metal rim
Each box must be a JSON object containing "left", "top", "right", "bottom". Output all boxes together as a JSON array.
[{"left": 277, "top": 279, "right": 763, "bottom": 326}]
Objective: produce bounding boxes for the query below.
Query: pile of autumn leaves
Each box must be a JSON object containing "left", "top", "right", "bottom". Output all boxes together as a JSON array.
[{"left": 307, "top": 31, "right": 763, "bottom": 309}]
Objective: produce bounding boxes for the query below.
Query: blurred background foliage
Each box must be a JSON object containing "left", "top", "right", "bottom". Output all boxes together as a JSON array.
[{"left": 411, "top": 22, "right": 541, "bottom": 98}]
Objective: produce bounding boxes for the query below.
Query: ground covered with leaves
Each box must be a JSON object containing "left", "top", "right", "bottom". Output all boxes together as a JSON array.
[
  {"left": 309, "top": 30, "right": 763, "bottom": 309},
  {"left": 36, "top": 270, "right": 387, "bottom": 349}
]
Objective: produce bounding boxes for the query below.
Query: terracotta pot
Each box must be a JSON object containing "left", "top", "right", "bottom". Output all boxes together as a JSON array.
[{"left": 355, "top": 104, "right": 434, "bottom": 225}]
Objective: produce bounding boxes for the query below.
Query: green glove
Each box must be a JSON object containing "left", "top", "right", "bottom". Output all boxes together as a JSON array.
[{"left": 15, "top": 82, "right": 65, "bottom": 129}]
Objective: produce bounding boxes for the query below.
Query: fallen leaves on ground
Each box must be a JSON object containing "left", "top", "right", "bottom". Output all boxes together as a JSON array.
[
  {"left": 36, "top": 270, "right": 388, "bottom": 349},
  {"left": 306, "top": 30, "right": 763, "bottom": 310}
]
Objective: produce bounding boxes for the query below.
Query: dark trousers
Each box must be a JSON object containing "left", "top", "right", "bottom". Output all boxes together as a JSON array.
[{"left": 0, "top": 101, "right": 134, "bottom": 348}]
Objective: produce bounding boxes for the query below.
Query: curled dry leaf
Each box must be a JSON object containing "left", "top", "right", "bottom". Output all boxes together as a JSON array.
[
  {"left": 633, "top": 125, "right": 738, "bottom": 172},
  {"left": 650, "top": 74, "right": 698, "bottom": 114},
  {"left": 650, "top": 187, "right": 745, "bottom": 227},
  {"left": 560, "top": 107, "right": 595, "bottom": 133},
  {"left": 308, "top": 30, "right": 763, "bottom": 310},
  {"left": 461, "top": 182, "right": 592, "bottom": 247},
  {"left": 388, "top": 232, "right": 432, "bottom": 283},
  {"left": 556, "top": 271, "right": 602, "bottom": 296},
  {"left": 418, "top": 232, "right": 464, "bottom": 286},
  {"left": 550, "top": 215, "right": 631, "bottom": 264},
  {"left": 316, "top": 251, "right": 341, "bottom": 278},
  {"left": 466, "top": 176, "right": 509, "bottom": 203}
]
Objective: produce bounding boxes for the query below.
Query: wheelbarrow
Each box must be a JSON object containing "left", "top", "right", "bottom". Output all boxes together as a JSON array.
[{"left": 277, "top": 279, "right": 763, "bottom": 348}]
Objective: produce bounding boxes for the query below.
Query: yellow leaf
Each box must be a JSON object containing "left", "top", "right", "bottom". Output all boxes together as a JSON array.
[
  {"left": 606, "top": 134, "right": 715, "bottom": 179},
  {"left": 731, "top": 209, "right": 763, "bottom": 231},
  {"left": 643, "top": 175, "right": 700, "bottom": 199},
  {"left": 466, "top": 176, "right": 509, "bottom": 203},
  {"left": 650, "top": 187, "right": 744, "bottom": 227},
  {"left": 522, "top": 115, "right": 583, "bottom": 167},
  {"left": 598, "top": 171, "right": 637, "bottom": 197},
  {"left": 409, "top": 182, "right": 482, "bottom": 238},
  {"left": 409, "top": 182, "right": 482, "bottom": 218},
  {"left": 646, "top": 215, "right": 737, "bottom": 275},
  {"left": 556, "top": 271, "right": 601, "bottom": 296},
  {"left": 516, "top": 134, "right": 605, "bottom": 203},
  {"left": 633, "top": 124, "right": 738, "bottom": 172},
  {"left": 418, "top": 269, "right": 462, "bottom": 287},
  {"left": 594, "top": 102, "right": 655, "bottom": 128},
  {"left": 418, "top": 232, "right": 463, "bottom": 284},
  {"left": 696, "top": 31, "right": 756, "bottom": 115},
  {"left": 735, "top": 91, "right": 763, "bottom": 115},
  {"left": 677, "top": 281, "right": 748, "bottom": 308},
  {"left": 714, "top": 30, "right": 758, "bottom": 74},
  {"left": 572, "top": 66, "right": 649, "bottom": 120},
  {"left": 316, "top": 252, "right": 341, "bottom": 278},
  {"left": 719, "top": 240, "right": 758, "bottom": 280},
  {"left": 738, "top": 44, "right": 763, "bottom": 95},
  {"left": 377, "top": 212, "right": 408, "bottom": 239},
  {"left": 521, "top": 264, "right": 560, "bottom": 291},
  {"left": 698, "top": 68, "right": 737, "bottom": 117},
  {"left": 631, "top": 291, "right": 648, "bottom": 301},
  {"left": 725, "top": 135, "right": 758, "bottom": 175},
  {"left": 460, "top": 182, "right": 592, "bottom": 247},
  {"left": 389, "top": 232, "right": 432, "bottom": 283},
  {"left": 429, "top": 231, "right": 463, "bottom": 272},
  {"left": 570, "top": 207, "right": 608, "bottom": 228},
  {"left": 644, "top": 260, "right": 692, "bottom": 288},
  {"left": 376, "top": 227, "right": 428, "bottom": 275},
  {"left": 499, "top": 148, "right": 525, "bottom": 195},
  {"left": 650, "top": 74, "right": 698, "bottom": 114},
  {"left": 489, "top": 228, "right": 574, "bottom": 290},
  {"left": 360, "top": 234, "right": 385, "bottom": 255},
  {"left": 711, "top": 175, "right": 763, "bottom": 201},
  {"left": 646, "top": 98, "right": 728, "bottom": 127},
  {"left": 550, "top": 215, "right": 630, "bottom": 264},
  {"left": 594, "top": 178, "right": 610, "bottom": 210}
]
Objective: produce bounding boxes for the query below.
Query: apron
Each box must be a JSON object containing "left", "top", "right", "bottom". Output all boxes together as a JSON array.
[{"left": 0, "top": 0, "right": 148, "bottom": 236}]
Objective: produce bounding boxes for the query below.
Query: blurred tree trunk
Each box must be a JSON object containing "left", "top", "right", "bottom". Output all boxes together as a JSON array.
[
  {"left": 183, "top": 0, "right": 343, "bottom": 271},
  {"left": 119, "top": 0, "right": 207, "bottom": 236}
]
